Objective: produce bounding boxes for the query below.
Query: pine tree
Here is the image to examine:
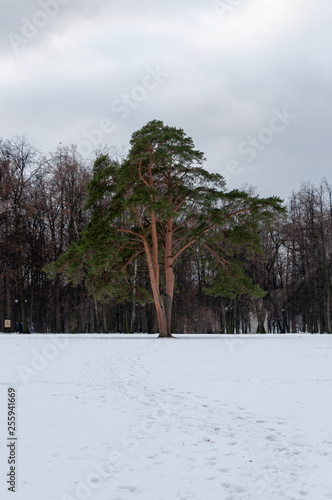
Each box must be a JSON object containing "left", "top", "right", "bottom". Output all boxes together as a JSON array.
[{"left": 47, "top": 120, "right": 284, "bottom": 337}]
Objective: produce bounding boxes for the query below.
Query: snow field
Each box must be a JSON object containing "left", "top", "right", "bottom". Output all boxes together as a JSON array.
[{"left": 0, "top": 333, "right": 332, "bottom": 500}]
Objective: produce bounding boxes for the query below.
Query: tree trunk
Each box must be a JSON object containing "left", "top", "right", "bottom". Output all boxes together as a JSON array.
[
  {"left": 6, "top": 270, "right": 11, "bottom": 326},
  {"left": 156, "top": 296, "right": 169, "bottom": 337},
  {"left": 162, "top": 219, "right": 175, "bottom": 337},
  {"left": 20, "top": 297, "right": 28, "bottom": 333},
  {"left": 164, "top": 293, "right": 173, "bottom": 336},
  {"left": 325, "top": 280, "right": 331, "bottom": 333},
  {"left": 143, "top": 221, "right": 174, "bottom": 337},
  {"left": 255, "top": 299, "right": 266, "bottom": 334}
]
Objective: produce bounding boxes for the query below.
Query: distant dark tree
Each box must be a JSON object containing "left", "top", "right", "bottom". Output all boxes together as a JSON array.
[
  {"left": 36, "top": 146, "right": 92, "bottom": 332},
  {"left": 282, "top": 180, "right": 332, "bottom": 333},
  {"left": 0, "top": 140, "right": 95, "bottom": 333},
  {"left": 0, "top": 136, "right": 41, "bottom": 332}
]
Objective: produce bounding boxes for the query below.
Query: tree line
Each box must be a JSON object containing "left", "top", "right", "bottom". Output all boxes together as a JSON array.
[{"left": 0, "top": 128, "right": 331, "bottom": 333}]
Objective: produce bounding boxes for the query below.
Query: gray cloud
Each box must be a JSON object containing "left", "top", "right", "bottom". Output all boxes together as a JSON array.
[{"left": 1, "top": 0, "right": 331, "bottom": 200}]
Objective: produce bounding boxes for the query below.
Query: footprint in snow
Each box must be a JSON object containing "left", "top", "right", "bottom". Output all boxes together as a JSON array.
[
  {"left": 221, "top": 482, "right": 231, "bottom": 488},
  {"left": 119, "top": 486, "right": 137, "bottom": 492}
]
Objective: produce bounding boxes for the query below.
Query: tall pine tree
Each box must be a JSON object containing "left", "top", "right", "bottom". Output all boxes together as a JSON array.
[{"left": 47, "top": 120, "right": 284, "bottom": 337}]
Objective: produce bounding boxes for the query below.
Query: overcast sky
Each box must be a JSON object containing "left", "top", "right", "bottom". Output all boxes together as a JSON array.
[{"left": 1, "top": 0, "right": 331, "bottom": 200}]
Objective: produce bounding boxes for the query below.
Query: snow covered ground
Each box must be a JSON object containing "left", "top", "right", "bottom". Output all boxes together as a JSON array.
[{"left": 1, "top": 333, "right": 332, "bottom": 500}]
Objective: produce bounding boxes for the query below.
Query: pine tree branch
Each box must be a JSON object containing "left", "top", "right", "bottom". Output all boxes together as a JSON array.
[{"left": 198, "top": 241, "right": 229, "bottom": 268}]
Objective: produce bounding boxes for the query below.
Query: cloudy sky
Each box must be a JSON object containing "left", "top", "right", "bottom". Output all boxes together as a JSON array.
[{"left": 1, "top": 0, "right": 331, "bottom": 200}]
